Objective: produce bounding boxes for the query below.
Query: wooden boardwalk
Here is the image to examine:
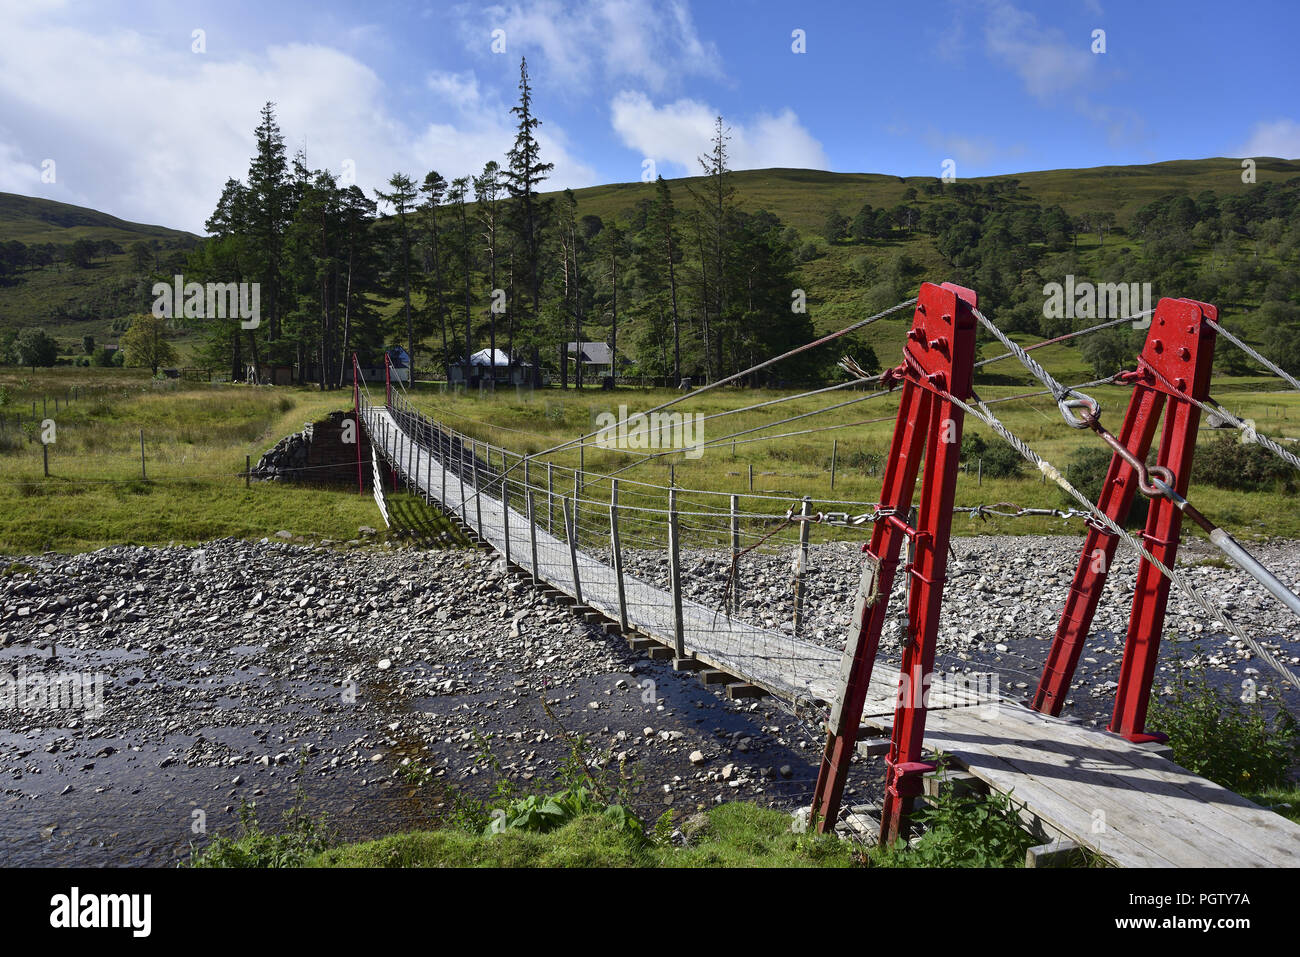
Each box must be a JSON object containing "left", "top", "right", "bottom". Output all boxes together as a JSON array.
[{"left": 369, "top": 406, "right": 1300, "bottom": 867}]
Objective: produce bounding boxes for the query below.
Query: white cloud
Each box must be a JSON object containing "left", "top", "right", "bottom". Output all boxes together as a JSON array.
[
  {"left": 982, "top": 0, "right": 1095, "bottom": 100},
  {"left": 1237, "top": 119, "right": 1300, "bottom": 160},
  {"left": 0, "top": 22, "right": 593, "bottom": 233},
  {"left": 980, "top": 0, "right": 1143, "bottom": 146},
  {"left": 468, "top": 0, "right": 722, "bottom": 95},
  {"left": 0, "top": 138, "right": 47, "bottom": 195},
  {"left": 610, "top": 91, "right": 828, "bottom": 176}
]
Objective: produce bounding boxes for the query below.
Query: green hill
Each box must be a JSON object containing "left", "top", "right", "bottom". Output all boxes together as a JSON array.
[
  {"left": 1, "top": 156, "right": 1297, "bottom": 377},
  {"left": 0, "top": 192, "right": 196, "bottom": 246}
]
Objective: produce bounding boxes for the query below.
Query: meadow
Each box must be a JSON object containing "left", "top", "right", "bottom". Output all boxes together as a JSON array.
[{"left": 1, "top": 346, "right": 1297, "bottom": 555}]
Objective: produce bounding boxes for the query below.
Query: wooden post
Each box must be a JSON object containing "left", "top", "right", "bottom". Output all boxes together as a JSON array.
[
  {"left": 794, "top": 496, "right": 812, "bottom": 636},
  {"left": 501, "top": 449, "right": 511, "bottom": 566},
  {"left": 139, "top": 430, "right": 146, "bottom": 480},
  {"left": 527, "top": 488, "right": 539, "bottom": 582},
  {"left": 610, "top": 479, "right": 628, "bottom": 630},
  {"left": 245, "top": 454, "right": 250, "bottom": 488},
  {"left": 730, "top": 494, "right": 741, "bottom": 615},
  {"left": 978, "top": 457, "right": 983, "bottom": 486},
  {"left": 668, "top": 488, "right": 685, "bottom": 657},
  {"left": 748, "top": 463, "right": 753, "bottom": 492},
  {"left": 830, "top": 439, "right": 838, "bottom": 490},
  {"left": 564, "top": 496, "right": 582, "bottom": 605},
  {"left": 43, "top": 441, "right": 49, "bottom": 477}
]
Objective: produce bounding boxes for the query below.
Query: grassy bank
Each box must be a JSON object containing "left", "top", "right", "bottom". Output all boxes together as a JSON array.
[
  {"left": 1, "top": 364, "right": 1297, "bottom": 553},
  {"left": 0, "top": 368, "right": 378, "bottom": 552},
  {"left": 406, "top": 374, "right": 1300, "bottom": 543}
]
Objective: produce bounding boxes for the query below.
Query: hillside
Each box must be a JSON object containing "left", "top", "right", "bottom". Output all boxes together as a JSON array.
[
  {"left": 561, "top": 157, "right": 1300, "bottom": 235},
  {"left": 0, "top": 192, "right": 196, "bottom": 246},
  {"left": 1, "top": 156, "right": 1297, "bottom": 376}
]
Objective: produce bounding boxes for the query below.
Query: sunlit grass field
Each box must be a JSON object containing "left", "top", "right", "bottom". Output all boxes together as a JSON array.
[
  {"left": 0, "top": 367, "right": 377, "bottom": 553},
  {"left": 0, "top": 358, "right": 1296, "bottom": 554}
]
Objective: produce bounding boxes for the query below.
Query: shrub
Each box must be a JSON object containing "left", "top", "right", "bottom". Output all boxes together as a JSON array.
[
  {"left": 960, "top": 433, "right": 987, "bottom": 461},
  {"left": 190, "top": 798, "right": 330, "bottom": 868},
  {"left": 1059, "top": 444, "right": 1148, "bottom": 527},
  {"left": 1193, "top": 434, "right": 1296, "bottom": 493},
  {"left": 1148, "top": 667, "right": 1299, "bottom": 792},
  {"left": 978, "top": 441, "right": 1024, "bottom": 479}
]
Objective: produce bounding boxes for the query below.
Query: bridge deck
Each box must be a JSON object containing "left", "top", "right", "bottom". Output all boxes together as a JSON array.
[{"left": 369, "top": 406, "right": 1300, "bottom": 868}]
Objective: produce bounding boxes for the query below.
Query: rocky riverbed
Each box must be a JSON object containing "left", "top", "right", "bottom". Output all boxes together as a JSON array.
[{"left": 1, "top": 533, "right": 1297, "bottom": 866}]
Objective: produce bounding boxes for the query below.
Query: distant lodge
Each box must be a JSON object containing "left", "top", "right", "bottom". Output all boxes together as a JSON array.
[{"left": 226, "top": 341, "right": 626, "bottom": 387}]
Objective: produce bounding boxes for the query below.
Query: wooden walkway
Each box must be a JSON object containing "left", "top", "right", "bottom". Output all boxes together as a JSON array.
[{"left": 368, "top": 406, "right": 1300, "bottom": 868}]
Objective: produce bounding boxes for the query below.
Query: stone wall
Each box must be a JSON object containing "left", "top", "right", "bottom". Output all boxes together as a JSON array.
[{"left": 251, "top": 410, "right": 369, "bottom": 485}]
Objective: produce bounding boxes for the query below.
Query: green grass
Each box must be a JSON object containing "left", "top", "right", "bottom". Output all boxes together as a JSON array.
[
  {"left": 0, "top": 367, "right": 379, "bottom": 552},
  {"left": 3, "top": 364, "right": 1297, "bottom": 553},
  {"left": 306, "top": 802, "right": 859, "bottom": 868},
  {"left": 1242, "top": 786, "right": 1300, "bottom": 824},
  {"left": 406, "top": 376, "right": 1300, "bottom": 544}
]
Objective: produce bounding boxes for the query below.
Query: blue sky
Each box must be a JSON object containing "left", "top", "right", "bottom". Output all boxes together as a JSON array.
[{"left": 1, "top": 0, "right": 1297, "bottom": 233}]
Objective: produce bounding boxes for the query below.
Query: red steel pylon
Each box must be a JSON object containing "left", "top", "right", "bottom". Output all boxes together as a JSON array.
[
  {"left": 811, "top": 281, "right": 978, "bottom": 843},
  {"left": 1031, "top": 298, "right": 1219, "bottom": 741}
]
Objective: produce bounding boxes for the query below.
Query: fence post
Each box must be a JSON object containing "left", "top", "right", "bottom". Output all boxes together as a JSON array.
[
  {"left": 458, "top": 437, "right": 468, "bottom": 526},
  {"left": 547, "top": 463, "right": 555, "bottom": 535},
  {"left": 730, "top": 493, "right": 741, "bottom": 615},
  {"left": 527, "top": 487, "right": 539, "bottom": 583},
  {"left": 793, "top": 496, "right": 812, "bottom": 636},
  {"left": 245, "top": 454, "right": 250, "bottom": 489},
  {"left": 748, "top": 463, "right": 753, "bottom": 492},
  {"left": 43, "top": 440, "right": 49, "bottom": 478},
  {"left": 472, "top": 441, "right": 483, "bottom": 541},
  {"left": 139, "top": 430, "right": 146, "bottom": 480},
  {"left": 830, "top": 439, "right": 838, "bottom": 490},
  {"left": 610, "top": 479, "right": 628, "bottom": 631},
  {"left": 500, "top": 449, "right": 511, "bottom": 567},
  {"left": 668, "top": 487, "right": 685, "bottom": 657},
  {"left": 978, "top": 457, "right": 983, "bottom": 486},
  {"left": 564, "top": 496, "right": 583, "bottom": 605},
  {"left": 573, "top": 469, "right": 582, "bottom": 549}
]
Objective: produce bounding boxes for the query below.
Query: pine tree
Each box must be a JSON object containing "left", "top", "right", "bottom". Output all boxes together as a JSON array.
[
  {"left": 504, "top": 57, "right": 553, "bottom": 387},
  {"left": 375, "top": 172, "right": 419, "bottom": 379}
]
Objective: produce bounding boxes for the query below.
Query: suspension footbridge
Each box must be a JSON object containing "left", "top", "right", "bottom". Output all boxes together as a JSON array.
[{"left": 350, "top": 284, "right": 1300, "bottom": 867}]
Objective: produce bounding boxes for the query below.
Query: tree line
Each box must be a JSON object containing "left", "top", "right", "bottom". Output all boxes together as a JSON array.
[{"left": 177, "top": 58, "right": 819, "bottom": 389}]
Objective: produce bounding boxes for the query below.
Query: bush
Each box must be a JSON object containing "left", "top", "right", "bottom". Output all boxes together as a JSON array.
[
  {"left": 960, "top": 433, "right": 987, "bottom": 461},
  {"left": 1059, "top": 445, "right": 1148, "bottom": 527},
  {"left": 190, "top": 798, "right": 330, "bottom": 868},
  {"left": 1193, "top": 434, "right": 1296, "bottom": 493},
  {"left": 870, "top": 759, "right": 1042, "bottom": 867},
  {"left": 1149, "top": 667, "right": 1299, "bottom": 792},
  {"left": 978, "top": 441, "right": 1024, "bottom": 479}
]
